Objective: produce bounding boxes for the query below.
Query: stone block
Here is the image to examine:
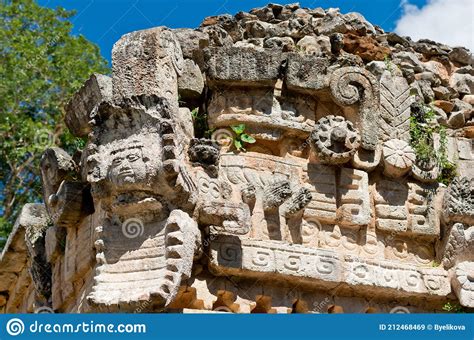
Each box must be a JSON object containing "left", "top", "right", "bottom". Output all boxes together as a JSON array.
[
  {"left": 344, "top": 258, "right": 450, "bottom": 296},
  {"left": 285, "top": 53, "right": 329, "bottom": 94},
  {"left": 453, "top": 262, "right": 474, "bottom": 308},
  {"left": 75, "top": 223, "right": 94, "bottom": 279},
  {"left": 305, "top": 164, "right": 337, "bottom": 224},
  {"left": 51, "top": 259, "right": 63, "bottom": 310},
  {"left": 407, "top": 182, "right": 440, "bottom": 237},
  {"left": 374, "top": 179, "right": 408, "bottom": 232},
  {"left": 65, "top": 74, "right": 112, "bottom": 137},
  {"left": 63, "top": 227, "right": 77, "bottom": 283},
  {"left": 458, "top": 160, "right": 474, "bottom": 178},
  {"left": 178, "top": 59, "right": 205, "bottom": 99},
  {"left": 210, "top": 236, "right": 344, "bottom": 284},
  {"left": 112, "top": 27, "right": 184, "bottom": 105},
  {"left": 338, "top": 168, "right": 370, "bottom": 227},
  {"left": 173, "top": 28, "right": 209, "bottom": 59},
  {"left": 205, "top": 47, "right": 285, "bottom": 86},
  {"left": 45, "top": 226, "right": 66, "bottom": 263},
  {"left": 379, "top": 71, "right": 413, "bottom": 143}
]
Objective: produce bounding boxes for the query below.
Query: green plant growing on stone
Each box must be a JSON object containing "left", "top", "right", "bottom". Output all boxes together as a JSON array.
[
  {"left": 436, "top": 126, "right": 457, "bottom": 185},
  {"left": 384, "top": 54, "right": 393, "bottom": 74},
  {"left": 191, "top": 108, "right": 214, "bottom": 138},
  {"left": 294, "top": 44, "right": 304, "bottom": 54},
  {"left": 409, "top": 103, "right": 457, "bottom": 185},
  {"left": 230, "top": 124, "right": 256, "bottom": 151},
  {"left": 442, "top": 302, "right": 465, "bottom": 313}
]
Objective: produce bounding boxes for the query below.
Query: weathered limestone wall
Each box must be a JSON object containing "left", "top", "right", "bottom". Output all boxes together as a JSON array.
[{"left": 1, "top": 3, "right": 473, "bottom": 314}]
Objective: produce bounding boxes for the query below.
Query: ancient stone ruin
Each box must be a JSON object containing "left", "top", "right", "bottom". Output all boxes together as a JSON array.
[{"left": 1, "top": 3, "right": 473, "bottom": 313}]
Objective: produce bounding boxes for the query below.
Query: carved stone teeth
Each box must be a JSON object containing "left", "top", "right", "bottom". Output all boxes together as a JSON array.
[
  {"left": 242, "top": 185, "right": 256, "bottom": 203},
  {"left": 285, "top": 188, "right": 312, "bottom": 216}
]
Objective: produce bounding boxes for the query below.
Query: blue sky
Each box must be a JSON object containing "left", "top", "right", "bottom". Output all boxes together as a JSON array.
[{"left": 37, "top": 0, "right": 442, "bottom": 63}]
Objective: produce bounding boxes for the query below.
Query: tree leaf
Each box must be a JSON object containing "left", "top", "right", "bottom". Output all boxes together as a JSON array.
[
  {"left": 231, "top": 124, "right": 245, "bottom": 135},
  {"left": 240, "top": 134, "right": 256, "bottom": 144},
  {"left": 234, "top": 139, "right": 243, "bottom": 150},
  {"left": 0, "top": 0, "right": 109, "bottom": 248}
]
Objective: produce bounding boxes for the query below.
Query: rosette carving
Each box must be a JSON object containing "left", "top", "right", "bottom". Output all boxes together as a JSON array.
[
  {"left": 382, "top": 139, "right": 416, "bottom": 178},
  {"left": 310, "top": 115, "right": 361, "bottom": 164}
]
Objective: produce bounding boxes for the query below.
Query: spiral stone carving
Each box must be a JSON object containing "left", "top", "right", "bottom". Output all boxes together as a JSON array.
[
  {"left": 330, "top": 66, "right": 380, "bottom": 151},
  {"left": 311, "top": 115, "right": 361, "bottom": 164}
]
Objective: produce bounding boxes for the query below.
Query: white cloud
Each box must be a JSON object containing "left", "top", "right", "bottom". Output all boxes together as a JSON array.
[{"left": 394, "top": 0, "right": 474, "bottom": 51}]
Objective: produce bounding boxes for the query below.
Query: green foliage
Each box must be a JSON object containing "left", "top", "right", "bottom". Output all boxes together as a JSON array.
[
  {"left": 294, "top": 44, "right": 304, "bottom": 54},
  {"left": 384, "top": 54, "right": 393, "bottom": 73},
  {"left": 409, "top": 103, "right": 457, "bottom": 185},
  {"left": 191, "top": 108, "right": 214, "bottom": 138},
  {"left": 442, "top": 302, "right": 465, "bottom": 313},
  {"left": 230, "top": 124, "right": 256, "bottom": 151},
  {"left": 436, "top": 126, "right": 457, "bottom": 185},
  {"left": 409, "top": 105, "right": 436, "bottom": 163},
  {"left": 0, "top": 0, "right": 109, "bottom": 249}
]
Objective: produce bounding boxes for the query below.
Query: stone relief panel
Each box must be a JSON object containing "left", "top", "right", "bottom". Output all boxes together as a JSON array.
[
  {"left": 13, "top": 4, "right": 472, "bottom": 313},
  {"left": 373, "top": 178, "right": 441, "bottom": 238},
  {"left": 82, "top": 96, "right": 201, "bottom": 311},
  {"left": 329, "top": 67, "right": 380, "bottom": 151},
  {"left": 338, "top": 168, "right": 370, "bottom": 227},
  {"left": 40, "top": 148, "right": 94, "bottom": 228},
  {"left": 379, "top": 71, "right": 413, "bottom": 143},
  {"left": 373, "top": 179, "right": 409, "bottom": 233},
  {"left": 209, "top": 235, "right": 450, "bottom": 298}
]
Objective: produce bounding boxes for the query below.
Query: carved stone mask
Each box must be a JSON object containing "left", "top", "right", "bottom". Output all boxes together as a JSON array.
[{"left": 108, "top": 144, "right": 148, "bottom": 187}]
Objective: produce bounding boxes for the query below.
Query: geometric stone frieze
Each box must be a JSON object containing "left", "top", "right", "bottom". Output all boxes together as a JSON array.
[{"left": 209, "top": 235, "right": 450, "bottom": 297}]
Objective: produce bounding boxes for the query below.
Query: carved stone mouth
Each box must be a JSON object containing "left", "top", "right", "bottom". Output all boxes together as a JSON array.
[
  {"left": 117, "top": 171, "right": 135, "bottom": 180},
  {"left": 111, "top": 192, "right": 165, "bottom": 216}
]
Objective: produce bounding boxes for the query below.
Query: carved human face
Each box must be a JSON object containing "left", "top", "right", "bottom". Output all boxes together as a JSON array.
[{"left": 108, "top": 145, "right": 148, "bottom": 187}]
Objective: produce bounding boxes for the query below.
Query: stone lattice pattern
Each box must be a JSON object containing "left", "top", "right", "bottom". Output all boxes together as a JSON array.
[{"left": 1, "top": 3, "right": 473, "bottom": 314}]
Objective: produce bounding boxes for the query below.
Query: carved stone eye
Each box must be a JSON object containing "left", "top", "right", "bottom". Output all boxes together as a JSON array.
[
  {"left": 198, "top": 177, "right": 209, "bottom": 193},
  {"left": 112, "top": 158, "right": 123, "bottom": 166},
  {"left": 210, "top": 183, "right": 220, "bottom": 199},
  {"left": 127, "top": 153, "right": 140, "bottom": 162}
]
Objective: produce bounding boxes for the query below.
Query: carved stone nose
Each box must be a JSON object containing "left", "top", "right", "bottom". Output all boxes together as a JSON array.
[{"left": 331, "top": 126, "right": 347, "bottom": 143}]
